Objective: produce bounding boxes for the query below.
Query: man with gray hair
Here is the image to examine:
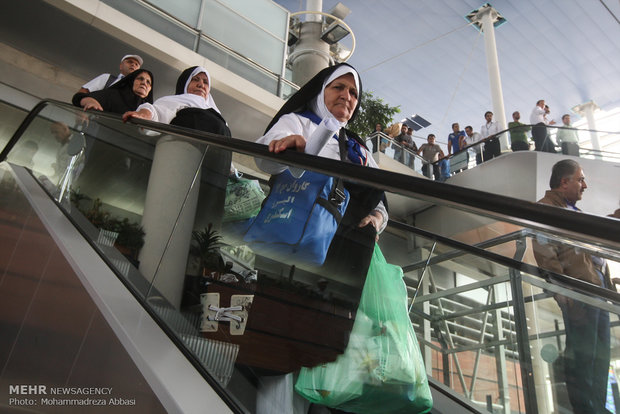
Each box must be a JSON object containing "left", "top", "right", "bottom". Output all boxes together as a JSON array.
[{"left": 533, "top": 159, "right": 613, "bottom": 414}]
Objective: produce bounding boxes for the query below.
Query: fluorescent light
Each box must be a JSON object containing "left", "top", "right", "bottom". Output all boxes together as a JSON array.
[{"left": 321, "top": 21, "right": 350, "bottom": 44}]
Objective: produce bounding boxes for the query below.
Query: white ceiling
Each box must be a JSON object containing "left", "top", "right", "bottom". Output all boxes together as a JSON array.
[{"left": 276, "top": 0, "right": 620, "bottom": 146}]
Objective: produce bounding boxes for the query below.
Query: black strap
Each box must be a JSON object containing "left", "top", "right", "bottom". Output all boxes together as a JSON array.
[
  {"left": 326, "top": 127, "right": 347, "bottom": 206},
  {"left": 337, "top": 127, "right": 348, "bottom": 161},
  {"left": 317, "top": 197, "right": 343, "bottom": 222},
  {"left": 328, "top": 178, "right": 346, "bottom": 206}
]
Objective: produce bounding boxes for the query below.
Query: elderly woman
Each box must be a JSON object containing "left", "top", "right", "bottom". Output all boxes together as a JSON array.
[
  {"left": 72, "top": 68, "right": 153, "bottom": 114},
  {"left": 252, "top": 63, "right": 388, "bottom": 414},
  {"left": 123, "top": 66, "right": 228, "bottom": 135},
  {"left": 257, "top": 63, "right": 387, "bottom": 280},
  {"left": 123, "top": 66, "right": 232, "bottom": 309}
]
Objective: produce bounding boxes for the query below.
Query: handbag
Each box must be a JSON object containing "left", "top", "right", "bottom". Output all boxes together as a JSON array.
[
  {"left": 243, "top": 169, "right": 349, "bottom": 266},
  {"left": 223, "top": 177, "right": 265, "bottom": 222},
  {"left": 295, "top": 244, "right": 433, "bottom": 413}
]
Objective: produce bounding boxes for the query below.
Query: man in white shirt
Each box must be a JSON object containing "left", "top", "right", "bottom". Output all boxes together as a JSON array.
[
  {"left": 77, "top": 54, "right": 143, "bottom": 94},
  {"left": 464, "top": 125, "right": 483, "bottom": 165},
  {"left": 530, "top": 99, "right": 556, "bottom": 152},
  {"left": 480, "top": 111, "right": 500, "bottom": 161},
  {"left": 556, "top": 114, "right": 580, "bottom": 156}
]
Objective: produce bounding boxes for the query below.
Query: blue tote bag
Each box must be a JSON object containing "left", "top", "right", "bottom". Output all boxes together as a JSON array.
[{"left": 243, "top": 169, "right": 349, "bottom": 266}]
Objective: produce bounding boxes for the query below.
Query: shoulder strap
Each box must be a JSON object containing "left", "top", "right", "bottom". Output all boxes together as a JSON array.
[{"left": 297, "top": 110, "right": 322, "bottom": 125}]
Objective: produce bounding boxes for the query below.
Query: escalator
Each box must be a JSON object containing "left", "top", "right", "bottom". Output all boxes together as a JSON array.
[{"left": 1, "top": 100, "right": 619, "bottom": 413}]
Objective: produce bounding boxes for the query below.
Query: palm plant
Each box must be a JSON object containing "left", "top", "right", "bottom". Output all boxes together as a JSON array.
[{"left": 191, "top": 223, "right": 224, "bottom": 273}]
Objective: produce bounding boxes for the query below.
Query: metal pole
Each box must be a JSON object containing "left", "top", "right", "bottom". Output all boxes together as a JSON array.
[
  {"left": 510, "top": 240, "right": 539, "bottom": 414},
  {"left": 479, "top": 7, "right": 508, "bottom": 152},
  {"left": 469, "top": 287, "right": 494, "bottom": 396},
  {"left": 290, "top": 0, "right": 331, "bottom": 86},
  {"left": 492, "top": 283, "right": 510, "bottom": 414}
]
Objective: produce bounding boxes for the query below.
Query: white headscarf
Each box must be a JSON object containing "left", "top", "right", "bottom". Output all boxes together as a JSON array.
[
  {"left": 179, "top": 66, "right": 221, "bottom": 115},
  {"left": 310, "top": 65, "right": 360, "bottom": 127}
]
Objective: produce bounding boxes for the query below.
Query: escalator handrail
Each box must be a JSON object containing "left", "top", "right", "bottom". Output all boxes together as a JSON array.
[
  {"left": 2, "top": 100, "right": 619, "bottom": 250},
  {"left": 403, "top": 227, "right": 620, "bottom": 271},
  {"left": 389, "top": 219, "right": 620, "bottom": 304}
]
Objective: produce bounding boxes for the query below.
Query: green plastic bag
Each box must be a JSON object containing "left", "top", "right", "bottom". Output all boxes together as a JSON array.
[
  {"left": 222, "top": 177, "right": 265, "bottom": 222},
  {"left": 295, "top": 244, "right": 433, "bottom": 413}
]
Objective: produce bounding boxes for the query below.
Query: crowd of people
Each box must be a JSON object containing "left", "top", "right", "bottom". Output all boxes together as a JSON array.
[
  {"left": 70, "top": 54, "right": 584, "bottom": 183},
  {"left": 368, "top": 98, "right": 584, "bottom": 180}
]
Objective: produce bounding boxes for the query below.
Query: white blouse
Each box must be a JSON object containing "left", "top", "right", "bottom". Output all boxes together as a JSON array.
[
  {"left": 136, "top": 93, "right": 219, "bottom": 125},
  {"left": 256, "top": 112, "right": 388, "bottom": 232}
]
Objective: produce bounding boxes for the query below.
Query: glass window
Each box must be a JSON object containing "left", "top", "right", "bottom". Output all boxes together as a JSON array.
[
  {"left": 198, "top": 38, "right": 279, "bottom": 94},
  {"left": 201, "top": 0, "right": 286, "bottom": 74},
  {"left": 215, "top": 0, "right": 288, "bottom": 40},
  {"left": 145, "top": 0, "right": 202, "bottom": 27},
  {"left": 102, "top": 0, "right": 197, "bottom": 49}
]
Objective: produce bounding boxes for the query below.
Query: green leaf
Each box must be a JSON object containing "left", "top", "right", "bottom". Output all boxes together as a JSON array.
[{"left": 348, "top": 91, "right": 401, "bottom": 138}]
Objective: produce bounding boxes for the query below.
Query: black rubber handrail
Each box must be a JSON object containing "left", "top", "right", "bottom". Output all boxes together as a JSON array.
[
  {"left": 390, "top": 219, "right": 620, "bottom": 304},
  {"left": 3, "top": 100, "right": 619, "bottom": 249}
]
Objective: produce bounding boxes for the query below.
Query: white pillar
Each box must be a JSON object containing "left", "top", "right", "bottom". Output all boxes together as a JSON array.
[
  {"left": 524, "top": 300, "right": 554, "bottom": 414},
  {"left": 306, "top": 0, "right": 322, "bottom": 22},
  {"left": 289, "top": 0, "right": 331, "bottom": 86},
  {"left": 139, "top": 136, "right": 203, "bottom": 308},
  {"left": 573, "top": 101, "right": 601, "bottom": 159},
  {"left": 479, "top": 7, "right": 509, "bottom": 151}
]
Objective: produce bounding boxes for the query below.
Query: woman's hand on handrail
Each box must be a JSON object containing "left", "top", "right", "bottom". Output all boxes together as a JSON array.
[
  {"left": 79, "top": 97, "right": 103, "bottom": 112},
  {"left": 268, "top": 134, "right": 307, "bottom": 153},
  {"left": 122, "top": 108, "right": 153, "bottom": 123}
]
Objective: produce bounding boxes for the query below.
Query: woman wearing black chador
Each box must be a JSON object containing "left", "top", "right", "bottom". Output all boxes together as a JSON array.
[{"left": 73, "top": 68, "right": 154, "bottom": 114}]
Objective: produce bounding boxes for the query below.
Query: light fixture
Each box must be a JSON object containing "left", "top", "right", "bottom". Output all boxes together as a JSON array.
[
  {"left": 326, "top": 2, "right": 351, "bottom": 22},
  {"left": 320, "top": 21, "right": 350, "bottom": 45},
  {"left": 404, "top": 114, "right": 431, "bottom": 131},
  {"left": 465, "top": 3, "right": 506, "bottom": 32}
]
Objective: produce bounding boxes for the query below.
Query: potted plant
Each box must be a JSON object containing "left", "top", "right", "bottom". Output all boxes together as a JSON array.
[
  {"left": 182, "top": 224, "right": 226, "bottom": 310},
  {"left": 83, "top": 198, "right": 119, "bottom": 246},
  {"left": 84, "top": 198, "right": 111, "bottom": 229},
  {"left": 190, "top": 223, "right": 225, "bottom": 276},
  {"left": 114, "top": 218, "right": 145, "bottom": 261},
  {"left": 81, "top": 198, "right": 145, "bottom": 260},
  {"left": 70, "top": 188, "right": 90, "bottom": 212}
]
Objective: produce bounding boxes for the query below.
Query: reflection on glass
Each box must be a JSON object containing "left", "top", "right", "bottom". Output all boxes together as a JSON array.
[{"left": 3, "top": 100, "right": 620, "bottom": 413}]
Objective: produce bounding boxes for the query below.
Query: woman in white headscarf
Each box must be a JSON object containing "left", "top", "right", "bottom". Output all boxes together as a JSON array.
[
  {"left": 257, "top": 63, "right": 388, "bottom": 250},
  {"left": 123, "top": 67, "right": 232, "bottom": 309},
  {"left": 257, "top": 62, "right": 388, "bottom": 342},
  {"left": 123, "top": 66, "right": 228, "bottom": 137},
  {"left": 251, "top": 63, "right": 390, "bottom": 414}
]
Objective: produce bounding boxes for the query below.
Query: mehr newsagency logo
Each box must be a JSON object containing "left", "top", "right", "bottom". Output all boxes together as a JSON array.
[{"left": 8, "top": 384, "right": 136, "bottom": 407}]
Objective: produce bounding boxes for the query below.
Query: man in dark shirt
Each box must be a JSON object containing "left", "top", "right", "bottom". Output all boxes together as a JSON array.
[{"left": 393, "top": 123, "right": 409, "bottom": 163}]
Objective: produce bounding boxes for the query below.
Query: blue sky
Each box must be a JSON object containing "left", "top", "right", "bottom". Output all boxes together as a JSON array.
[{"left": 275, "top": 0, "right": 620, "bottom": 147}]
